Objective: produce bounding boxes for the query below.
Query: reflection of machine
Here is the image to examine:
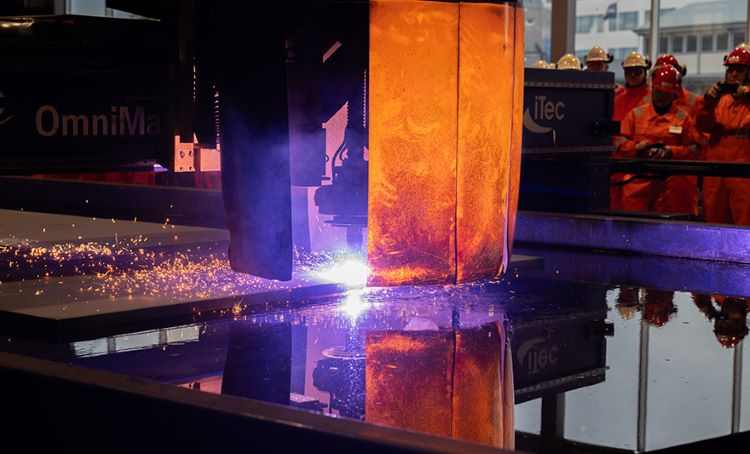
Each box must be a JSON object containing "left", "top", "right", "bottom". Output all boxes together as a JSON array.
[
  {"left": 503, "top": 282, "right": 614, "bottom": 453},
  {"left": 481, "top": 278, "right": 613, "bottom": 403},
  {"left": 512, "top": 301, "right": 612, "bottom": 403},
  {"left": 313, "top": 346, "right": 366, "bottom": 419},
  {"left": 500, "top": 280, "right": 614, "bottom": 403},
  {"left": 312, "top": 313, "right": 368, "bottom": 419}
]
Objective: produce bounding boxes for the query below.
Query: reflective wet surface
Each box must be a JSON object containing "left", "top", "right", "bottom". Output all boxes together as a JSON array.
[{"left": 1, "top": 247, "right": 749, "bottom": 452}]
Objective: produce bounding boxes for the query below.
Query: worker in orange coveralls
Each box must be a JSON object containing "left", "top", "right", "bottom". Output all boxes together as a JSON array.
[
  {"left": 614, "top": 52, "right": 652, "bottom": 119},
  {"left": 696, "top": 46, "right": 750, "bottom": 225},
  {"left": 642, "top": 289, "right": 677, "bottom": 327},
  {"left": 611, "top": 51, "right": 652, "bottom": 209},
  {"left": 614, "top": 287, "right": 677, "bottom": 327},
  {"left": 644, "top": 54, "right": 701, "bottom": 113},
  {"left": 616, "top": 65, "right": 701, "bottom": 212},
  {"left": 692, "top": 293, "right": 750, "bottom": 348},
  {"left": 640, "top": 54, "right": 704, "bottom": 215},
  {"left": 614, "top": 286, "right": 641, "bottom": 320}
]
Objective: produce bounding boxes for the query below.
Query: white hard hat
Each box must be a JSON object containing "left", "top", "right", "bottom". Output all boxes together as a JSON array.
[
  {"left": 557, "top": 53, "right": 582, "bottom": 70},
  {"left": 585, "top": 46, "right": 613, "bottom": 63},
  {"left": 622, "top": 51, "right": 651, "bottom": 69},
  {"left": 531, "top": 59, "right": 554, "bottom": 69}
]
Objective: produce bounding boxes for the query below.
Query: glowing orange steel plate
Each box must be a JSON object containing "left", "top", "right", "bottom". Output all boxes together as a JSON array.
[{"left": 368, "top": 1, "right": 523, "bottom": 285}]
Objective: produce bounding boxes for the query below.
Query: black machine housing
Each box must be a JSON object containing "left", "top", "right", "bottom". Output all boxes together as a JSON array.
[{"left": 520, "top": 68, "right": 617, "bottom": 213}]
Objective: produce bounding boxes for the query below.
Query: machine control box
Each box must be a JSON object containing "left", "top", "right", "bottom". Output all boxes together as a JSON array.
[{"left": 520, "top": 69, "right": 617, "bottom": 212}]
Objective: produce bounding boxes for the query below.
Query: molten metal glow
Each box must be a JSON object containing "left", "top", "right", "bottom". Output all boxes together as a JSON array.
[
  {"left": 507, "top": 5, "right": 525, "bottom": 265},
  {"left": 315, "top": 258, "right": 369, "bottom": 288},
  {"left": 456, "top": 2, "right": 514, "bottom": 282},
  {"left": 368, "top": 1, "right": 523, "bottom": 286},
  {"left": 368, "top": 0, "right": 458, "bottom": 286}
]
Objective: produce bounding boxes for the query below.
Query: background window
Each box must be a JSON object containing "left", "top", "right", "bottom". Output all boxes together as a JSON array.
[
  {"left": 657, "top": 2, "right": 745, "bottom": 94},
  {"left": 645, "top": 8, "right": 676, "bottom": 27},
  {"left": 717, "top": 33, "right": 729, "bottom": 51},
  {"left": 621, "top": 12, "right": 638, "bottom": 30},
  {"left": 609, "top": 15, "right": 617, "bottom": 32},
  {"left": 577, "top": 15, "right": 595, "bottom": 34},
  {"left": 609, "top": 11, "right": 638, "bottom": 32},
  {"left": 659, "top": 36, "right": 669, "bottom": 53},
  {"left": 574, "top": 0, "right": 745, "bottom": 88},
  {"left": 524, "top": 0, "right": 552, "bottom": 66},
  {"left": 672, "top": 36, "right": 684, "bottom": 53},
  {"left": 574, "top": 0, "right": 644, "bottom": 80},
  {"left": 686, "top": 35, "right": 697, "bottom": 52}
]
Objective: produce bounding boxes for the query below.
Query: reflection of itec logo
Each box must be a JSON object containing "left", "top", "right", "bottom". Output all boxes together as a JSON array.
[
  {"left": 517, "top": 337, "right": 558, "bottom": 375},
  {"left": 0, "top": 90, "right": 14, "bottom": 126},
  {"left": 523, "top": 95, "right": 566, "bottom": 133}
]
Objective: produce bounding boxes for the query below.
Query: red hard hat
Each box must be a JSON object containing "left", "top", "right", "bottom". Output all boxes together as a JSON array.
[
  {"left": 715, "top": 315, "right": 748, "bottom": 348},
  {"left": 712, "top": 297, "right": 750, "bottom": 348},
  {"left": 715, "top": 332, "right": 745, "bottom": 348},
  {"left": 651, "top": 65, "right": 682, "bottom": 94},
  {"left": 655, "top": 54, "right": 687, "bottom": 76},
  {"left": 724, "top": 46, "right": 750, "bottom": 66}
]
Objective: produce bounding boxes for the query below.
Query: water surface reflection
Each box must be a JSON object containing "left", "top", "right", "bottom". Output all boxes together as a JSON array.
[{"left": 2, "top": 267, "right": 749, "bottom": 452}]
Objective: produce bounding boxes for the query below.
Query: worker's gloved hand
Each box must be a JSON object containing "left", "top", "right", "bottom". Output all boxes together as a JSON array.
[
  {"left": 705, "top": 82, "right": 722, "bottom": 100},
  {"left": 736, "top": 84, "right": 750, "bottom": 100},
  {"left": 635, "top": 140, "right": 651, "bottom": 157},
  {"left": 649, "top": 145, "right": 672, "bottom": 160}
]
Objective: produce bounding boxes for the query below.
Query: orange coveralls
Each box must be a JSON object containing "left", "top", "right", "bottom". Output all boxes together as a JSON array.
[
  {"left": 643, "top": 289, "right": 676, "bottom": 327},
  {"left": 611, "top": 83, "right": 651, "bottom": 209},
  {"left": 616, "top": 103, "right": 701, "bottom": 212},
  {"left": 640, "top": 87, "right": 704, "bottom": 214},
  {"left": 696, "top": 94, "right": 750, "bottom": 225}
]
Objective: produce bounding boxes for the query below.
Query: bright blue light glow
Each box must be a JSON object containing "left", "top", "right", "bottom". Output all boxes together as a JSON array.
[
  {"left": 316, "top": 258, "right": 369, "bottom": 288},
  {"left": 338, "top": 290, "right": 369, "bottom": 320}
]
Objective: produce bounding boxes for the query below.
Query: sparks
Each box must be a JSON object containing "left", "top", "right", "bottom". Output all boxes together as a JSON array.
[{"left": 3, "top": 241, "right": 375, "bottom": 309}]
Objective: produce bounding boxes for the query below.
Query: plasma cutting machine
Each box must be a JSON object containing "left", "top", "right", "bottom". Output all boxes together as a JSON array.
[
  {"left": 0, "top": 1, "right": 528, "bottom": 287},
  {"left": 0, "top": 1, "right": 630, "bottom": 286},
  {"left": 1, "top": 2, "right": 656, "bottom": 286},
  {"left": 210, "top": 1, "right": 527, "bottom": 286},
  {"left": 0, "top": 1, "right": 624, "bottom": 284}
]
